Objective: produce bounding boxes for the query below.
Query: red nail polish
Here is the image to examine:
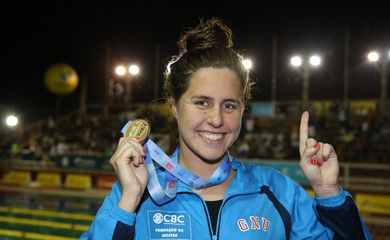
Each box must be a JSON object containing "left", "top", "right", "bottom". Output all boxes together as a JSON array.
[
  {"left": 317, "top": 162, "right": 322, "bottom": 167},
  {"left": 310, "top": 159, "right": 317, "bottom": 165},
  {"left": 313, "top": 143, "right": 319, "bottom": 149}
]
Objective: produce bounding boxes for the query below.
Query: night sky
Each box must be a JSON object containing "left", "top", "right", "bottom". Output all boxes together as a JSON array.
[{"left": 1, "top": 2, "right": 389, "bottom": 123}]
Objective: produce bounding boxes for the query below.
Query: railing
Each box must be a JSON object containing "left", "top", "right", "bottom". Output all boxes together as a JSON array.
[
  {"left": 247, "top": 159, "right": 390, "bottom": 194},
  {"left": 1, "top": 158, "right": 390, "bottom": 238},
  {"left": 340, "top": 162, "right": 390, "bottom": 194},
  {"left": 1, "top": 158, "right": 389, "bottom": 194}
]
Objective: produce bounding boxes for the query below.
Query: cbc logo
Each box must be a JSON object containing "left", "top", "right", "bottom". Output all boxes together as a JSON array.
[{"left": 153, "top": 213, "right": 185, "bottom": 224}]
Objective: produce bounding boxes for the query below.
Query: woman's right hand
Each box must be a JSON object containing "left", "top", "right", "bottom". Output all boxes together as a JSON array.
[{"left": 109, "top": 137, "right": 148, "bottom": 212}]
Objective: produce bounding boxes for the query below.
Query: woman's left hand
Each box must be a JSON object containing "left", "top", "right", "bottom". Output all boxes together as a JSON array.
[{"left": 299, "top": 111, "right": 340, "bottom": 197}]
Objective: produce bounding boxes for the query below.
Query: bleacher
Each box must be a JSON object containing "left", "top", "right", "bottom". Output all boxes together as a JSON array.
[{"left": 0, "top": 100, "right": 389, "bottom": 239}]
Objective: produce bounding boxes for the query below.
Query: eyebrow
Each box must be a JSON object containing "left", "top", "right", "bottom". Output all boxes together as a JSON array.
[
  {"left": 191, "top": 95, "right": 241, "bottom": 103},
  {"left": 191, "top": 95, "right": 212, "bottom": 100}
]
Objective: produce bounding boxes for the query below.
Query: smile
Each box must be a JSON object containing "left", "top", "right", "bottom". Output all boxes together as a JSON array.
[{"left": 199, "top": 131, "right": 223, "bottom": 141}]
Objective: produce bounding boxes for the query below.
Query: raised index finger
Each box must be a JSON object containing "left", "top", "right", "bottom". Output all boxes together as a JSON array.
[{"left": 299, "top": 111, "right": 309, "bottom": 154}]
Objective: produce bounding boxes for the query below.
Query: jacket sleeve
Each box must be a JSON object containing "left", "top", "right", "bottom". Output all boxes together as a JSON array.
[
  {"left": 80, "top": 181, "right": 136, "bottom": 240},
  {"left": 314, "top": 188, "right": 372, "bottom": 240}
]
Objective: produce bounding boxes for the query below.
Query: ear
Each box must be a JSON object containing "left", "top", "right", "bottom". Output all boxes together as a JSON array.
[{"left": 168, "top": 97, "right": 178, "bottom": 118}]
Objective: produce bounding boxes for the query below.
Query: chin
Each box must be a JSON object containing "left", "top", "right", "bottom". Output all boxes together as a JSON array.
[{"left": 196, "top": 148, "right": 227, "bottom": 163}]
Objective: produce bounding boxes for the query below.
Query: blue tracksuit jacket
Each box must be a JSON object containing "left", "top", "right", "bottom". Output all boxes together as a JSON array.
[{"left": 81, "top": 159, "right": 372, "bottom": 239}]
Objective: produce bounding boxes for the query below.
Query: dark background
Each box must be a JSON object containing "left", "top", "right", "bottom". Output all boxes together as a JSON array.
[{"left": 1, "top": 2, "right": 389, "bottom": 123}]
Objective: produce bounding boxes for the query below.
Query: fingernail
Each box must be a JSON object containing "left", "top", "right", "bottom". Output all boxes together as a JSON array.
[
  {"left": 310, "top": 159, "right": 317, "bottom": 165},
  {"left": 313, "top": 143, "right": 319, "bottom": 149},
  {"left": 317, "top": 162, "right": 322, "bottom": 167}
]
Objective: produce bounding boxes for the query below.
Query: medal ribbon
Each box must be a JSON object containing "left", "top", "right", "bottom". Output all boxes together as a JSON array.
[{"left": 121, "top": 120, "right": 232, "bottom": 204}]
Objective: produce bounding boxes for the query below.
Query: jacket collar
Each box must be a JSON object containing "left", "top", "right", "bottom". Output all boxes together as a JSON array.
[
  {"left": 170, "top": 158, "right": 261, "bottom": 197},
  {"left": 154, "top": 146, "right": 261, "bottom": 197}
]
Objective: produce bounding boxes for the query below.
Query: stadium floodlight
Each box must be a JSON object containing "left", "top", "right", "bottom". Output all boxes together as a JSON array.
[
  {"left": 290, "top": 53, "right": 323, "bottom": 110},
  {"left": 242, "top": 58, "right": 253, "bottom": 70},
  {"left": 290, "top": 56, "right": 302, "bottom": 67},
  {"left": 128, "top": 64, "right": 140, "bottom": 75},
  {"left": 115, "top": 64, "right": 141, "bottom": 106},
  {"left": 115, "top": 65, "right": 127, "bottom": 76},
  {"left": 309, "top": 55, "right": 321, "bottom": 67},
  {"left": 5, "top": 115, "right": 18, "bottom": 127},
  {"left": 367, "top": 50, "right": 389, "bottom": 115},
  {"left": 367, "top": 51, "right": 380, "bottom": 62}
]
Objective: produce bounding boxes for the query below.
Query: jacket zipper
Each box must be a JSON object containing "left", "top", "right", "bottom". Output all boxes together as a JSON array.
[
  {"left": 215, "top": 198, "right": 228, "bottom": 240},
  {"left": 198, "top": 196, "right": 214, "bottom": 239},
  {"left": 216, "top": 194, "right": 252, "bottom": 239}
]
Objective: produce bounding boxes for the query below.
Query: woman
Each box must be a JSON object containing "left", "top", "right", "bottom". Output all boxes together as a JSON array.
[{"left": 81, "top": 18, "right": 371, "bottom": 239}]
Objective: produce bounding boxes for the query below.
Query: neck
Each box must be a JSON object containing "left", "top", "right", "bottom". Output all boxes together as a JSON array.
[
  {"left": 179, "top": 151, "right": 222, "bottom": 180},
  {"left": 194, "top": 171, "right": 235, "bottom": 201},
  {"left": 177, "top": 145, "right": 234, "bottom": 201},
  {"left": 177, "top": 142, "right": 227, "bottom": 180}
]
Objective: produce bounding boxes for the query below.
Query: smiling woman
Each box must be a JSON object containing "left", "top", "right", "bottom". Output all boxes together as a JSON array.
[
  {"left": 81, "top": 18, "right": 372, "bottom": 239},
  {"left": 170, "top": 67, "right": 244, "bottom": 167}
]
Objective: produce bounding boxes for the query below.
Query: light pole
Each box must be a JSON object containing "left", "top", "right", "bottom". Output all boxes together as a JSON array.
[
  {"left": 2, "top": 114, "right": 20, "bottom": 149},
  {"left": 290, "top": 54, "right": 322, "bottom": 110},
  {"left": 115, "top": 64, "right": 140, "bottom": 108},
  {"left": 367, "top": 50, "right": 390, "bottom": 115}
]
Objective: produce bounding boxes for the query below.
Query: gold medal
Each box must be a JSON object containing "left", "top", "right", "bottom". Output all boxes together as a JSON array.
[{"left": 124, "top": 119, "right": 151, "bottom": 143}]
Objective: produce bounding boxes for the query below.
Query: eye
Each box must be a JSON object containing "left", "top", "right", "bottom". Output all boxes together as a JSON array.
[
  {"left": 194, "top": 100, "right": 209, "bottom": 108},
  {"left": 222, "top": 102, "right": 240, "bottom": 111}
]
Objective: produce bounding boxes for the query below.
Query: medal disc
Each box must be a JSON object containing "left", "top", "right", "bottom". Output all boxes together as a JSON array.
[{"left": 124, "top": 119, "right": 151, "bottom": 143}]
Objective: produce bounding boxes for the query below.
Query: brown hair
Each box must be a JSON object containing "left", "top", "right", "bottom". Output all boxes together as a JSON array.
[{"left": 163, "top": 18, "right": 253, "bottom": 106}]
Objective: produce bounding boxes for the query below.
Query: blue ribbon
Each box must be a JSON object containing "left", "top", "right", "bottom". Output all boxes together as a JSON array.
[{"left": 121, "top": 120, "right": 232, "bottom": 204}]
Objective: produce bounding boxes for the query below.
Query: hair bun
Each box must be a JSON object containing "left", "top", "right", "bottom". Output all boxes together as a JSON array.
[{"left": 178, "top": 18, "right": 233, "bottom": 53}]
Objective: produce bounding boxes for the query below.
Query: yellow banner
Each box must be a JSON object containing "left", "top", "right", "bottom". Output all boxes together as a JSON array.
[
  {"left": 355, "top": 193, "right": 390, "bottom": 215},
  {"left": 2, "top": 171, "right": 31, "bottom": 186},
  {"left": 64, "top": 174, "right": 91, "bottom": 190},
  {"left": 37, "top": 172, "right": 62, "bottom": 188}
]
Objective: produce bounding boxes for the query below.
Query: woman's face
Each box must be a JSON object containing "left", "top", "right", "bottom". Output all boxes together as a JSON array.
[{"left": 171, "top": 67, "right": 244, "bottom": 162}]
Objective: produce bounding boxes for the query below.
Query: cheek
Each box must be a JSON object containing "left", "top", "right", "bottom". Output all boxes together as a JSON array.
[
  {"left": 225, "top": 113, "right": 242, "bottom": 128},
  {"left": 178, "top": 108, "right": 203, "bottom": 125}
]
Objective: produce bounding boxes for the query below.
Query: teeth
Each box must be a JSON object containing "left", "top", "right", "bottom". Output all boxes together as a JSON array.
[{"left": 200, "top": 132, "right": 222, "bottom": 141}]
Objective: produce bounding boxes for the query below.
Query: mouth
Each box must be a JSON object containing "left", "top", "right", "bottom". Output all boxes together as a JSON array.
[{"left": 198, "top": 131, "right": 224, "bottom": 142}]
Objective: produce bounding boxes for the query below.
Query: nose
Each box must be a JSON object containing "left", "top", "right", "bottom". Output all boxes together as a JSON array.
[{"left": 206, "top": 106, "right": 223, "bottom": 127}]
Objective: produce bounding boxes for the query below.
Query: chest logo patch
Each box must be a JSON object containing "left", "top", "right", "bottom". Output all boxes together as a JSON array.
[
  {"left": 237, "top": 216, "right": 271, "bottom": 232},
  {"left": 147, "top": 210, "right": 192, "bottom": 239}
]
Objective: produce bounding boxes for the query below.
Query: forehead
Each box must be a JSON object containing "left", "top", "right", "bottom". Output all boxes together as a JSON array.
[{"left": 186, "top": 67, "right": 242, "bottom": 97}]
